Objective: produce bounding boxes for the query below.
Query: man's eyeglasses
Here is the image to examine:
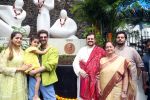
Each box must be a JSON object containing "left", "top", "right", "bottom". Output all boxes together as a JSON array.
[{"left": 40, "top": 36, "right": 48, "bottom": 39}]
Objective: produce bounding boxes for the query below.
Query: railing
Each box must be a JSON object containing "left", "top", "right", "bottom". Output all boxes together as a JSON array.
[{"left": 127, "top": 32, "right": 150, "bottom": 56}]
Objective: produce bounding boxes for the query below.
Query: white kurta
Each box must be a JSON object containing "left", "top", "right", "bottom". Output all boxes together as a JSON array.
[{"left": 73, "top": 46, "right": 95, "bottom": 99}]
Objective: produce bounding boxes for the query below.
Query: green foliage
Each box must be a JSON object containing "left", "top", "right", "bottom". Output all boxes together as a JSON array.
[
  {"left": 0, "top": 46, "right": 3, "bottom": 53},
  {"left": 12, "top": 26, "right": 28, "bottom": 37},
  {"left": 71, "top": 0, "right": 127, "bottom": 36},
  {"left": 71, "top": 0, "right": 100, "bottom": 22},
  {"left": 82, "top": 26, "right": 95, "bottom": 38},
  {"left": 95, "top": 32, "right": 105, "bottom": 47},
  {"left": 21, "top": 38, "right": 29, "bottom": 50},
  {"left": 0, "top": 46, "right": 6, "bottom": 53}
]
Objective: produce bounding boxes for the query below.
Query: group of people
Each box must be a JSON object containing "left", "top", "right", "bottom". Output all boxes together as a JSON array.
[
  {"left": 0, "top": 29, "right": 150, "bottom": 100},
  {"left": 73, "top": 31, "right": 150, "bottom": 100},
  {"left": 0, "top": 30, "right": 59, "bottom": 100}
]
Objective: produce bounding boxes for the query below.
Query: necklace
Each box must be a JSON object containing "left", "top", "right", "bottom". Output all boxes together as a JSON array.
[
  {"left": 60, "top": 18, "right": 67, "bottom": 27},
  {"left": 13, "top": 5, "right": 23, "bottom": 19},
  {"left": 38, "top": 0, "right": 45, "bottom": 14}
]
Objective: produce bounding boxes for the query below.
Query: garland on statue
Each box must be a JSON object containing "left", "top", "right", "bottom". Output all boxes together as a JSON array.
[
  {"left": 13, "top": 4, "right": 23, "bottom": 19},
  {"left": 38, "top": 0, "right": 45, "bottom": 13},
  {"left": 60, "top": 18, "right": 67, "bottom": 27}
]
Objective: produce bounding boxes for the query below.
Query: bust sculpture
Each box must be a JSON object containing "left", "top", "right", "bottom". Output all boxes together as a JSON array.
[
  {"left": 49, "top": 9, "right": 78, "bottom": 39},
  {"left": 0, "top": 0, "right": 30, "bottom": 37}
]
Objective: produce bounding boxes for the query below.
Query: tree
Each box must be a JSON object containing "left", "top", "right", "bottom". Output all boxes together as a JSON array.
[{"left": 72, "top": 0, "right": 127, "bottom": 33}]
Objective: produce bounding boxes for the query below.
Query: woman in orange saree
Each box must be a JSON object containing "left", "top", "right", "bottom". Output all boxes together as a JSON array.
[{"left": 98, "top": 42, "right": 136, "bottom": 100}]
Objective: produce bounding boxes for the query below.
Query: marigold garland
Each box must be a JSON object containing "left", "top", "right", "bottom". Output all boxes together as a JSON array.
[{"left": 56, "top": 95, "right": 77, "bottom": 100}]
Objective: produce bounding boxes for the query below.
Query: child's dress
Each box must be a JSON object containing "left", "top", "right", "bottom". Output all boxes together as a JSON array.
[{"left": 24, "top": 46, "right": 40, "bottom": 75}]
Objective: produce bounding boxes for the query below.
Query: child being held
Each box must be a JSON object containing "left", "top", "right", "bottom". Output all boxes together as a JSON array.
[{"left": 24, "top": 35, "right": 49, "bottom": 100}]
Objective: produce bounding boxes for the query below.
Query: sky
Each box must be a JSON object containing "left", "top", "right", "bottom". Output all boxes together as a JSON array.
[
  {"left": 138, "top": 0, "right": 150, "bottom": 10},
  {"left": 120, "top": 0, "right": 150, "bottom": 10}
]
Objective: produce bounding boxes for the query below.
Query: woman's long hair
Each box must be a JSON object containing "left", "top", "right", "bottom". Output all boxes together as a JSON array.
[{"left": 7, "top": 32, "right": 22, "bottom": 61}]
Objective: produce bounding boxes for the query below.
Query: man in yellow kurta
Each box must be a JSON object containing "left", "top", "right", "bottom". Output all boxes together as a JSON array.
[{"left": 28, "top": 30, "right": 59, "bottom": 100}]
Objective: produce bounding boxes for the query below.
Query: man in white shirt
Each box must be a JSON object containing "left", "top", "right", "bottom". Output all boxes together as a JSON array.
[{"left": 73, "top": 32, "right": 105, "bottom": 100}]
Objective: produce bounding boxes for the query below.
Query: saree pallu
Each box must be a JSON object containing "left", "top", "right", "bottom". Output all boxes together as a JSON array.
[
  {"left": 80, "top": 46, "right": 105, "bottom": 100},
  {"left": 99, "top": 56, "right": 135, "bottom": 100}
]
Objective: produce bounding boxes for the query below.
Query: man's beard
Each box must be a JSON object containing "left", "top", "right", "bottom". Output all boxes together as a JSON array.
[
  {"left": 87, "top": 41, "right": 94, "bottom": 47},
  {"left": 116, "top": 42, "right": 125, "bottom": 46},
  {"left": 40, "top": 40, "right": 47, "bottom": 45}
]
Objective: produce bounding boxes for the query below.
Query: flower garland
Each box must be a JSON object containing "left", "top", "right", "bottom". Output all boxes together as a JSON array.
[
  {"left": 13, "top": 4, "right": 23, "bottom": 19},
  {"left": 38, "top": 0, "right": 45, "bottom": 13},
  {"left": 60, "top": 18, "right": 67, "bottom": 27},
  {"left": 56, "top": 95, "right": 77, "bottom": 100}
]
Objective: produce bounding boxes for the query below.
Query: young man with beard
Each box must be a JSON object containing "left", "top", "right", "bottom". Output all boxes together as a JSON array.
[
  {"left": 143, "top": 39, "right": 150, "bottom": 100},
  {"left": 73, "top": 32, "right": 106, "bottom": 100},
  {"left": 28, "top": 30, "right": 59, "bottom": 100},
  {"left": 115, "top": 31, "right": 147, "bottom": 100}
]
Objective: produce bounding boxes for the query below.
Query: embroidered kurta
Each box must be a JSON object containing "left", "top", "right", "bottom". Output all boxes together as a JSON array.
[{"left": 0, "top": 49, "right": 27, "bottom": 100}]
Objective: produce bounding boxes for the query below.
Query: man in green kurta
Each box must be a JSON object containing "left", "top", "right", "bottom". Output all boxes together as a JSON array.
[{"left": 28, "top": 30, "right": 59, "bottom": 100}]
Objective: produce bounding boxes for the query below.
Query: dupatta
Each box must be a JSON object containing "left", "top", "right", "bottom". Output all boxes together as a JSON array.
[{"left": 79, "top": 46, "right": 105, "bottom": 100}]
